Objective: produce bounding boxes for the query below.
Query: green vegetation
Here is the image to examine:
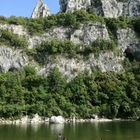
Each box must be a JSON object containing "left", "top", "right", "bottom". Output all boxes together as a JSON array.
[
  {"left": 0, "top": 29, "right": 28, "bottom": 49},
  {"left": 26, "top": 11, "right": 104, "bottom": 35},
  {"left": 32, "top": 40, "right": 80, "bottom": 64},
  {"left": 0, "top": 42, "right": 139, "bottom": 119},
  {"left": 0, "top": 10, "right": 104, "bottom": 35},
  {"left": 131, "top": 17, "right": 140, "bottom": 34},
  {"left": 84, "top": 39, "right": 116, "bottom": 56},
  {"left": 0, "top": 10, "right": 138, "bottom": 36},
  {"left": 27, "top": 39, "right": 117, "bottom": 65},
  {"left": 105, "top": 17, "right": 131, "bottom": 40},
  {"left": 0, "top": 10, "right": 140, "bottom": 37}
]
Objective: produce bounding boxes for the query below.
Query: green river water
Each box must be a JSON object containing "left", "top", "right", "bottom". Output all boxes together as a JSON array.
[{"left": 0, "top": 121, "right": 140, "bottom": 140}]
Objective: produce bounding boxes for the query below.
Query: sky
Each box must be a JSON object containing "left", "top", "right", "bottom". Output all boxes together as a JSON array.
[{"left": 0, "top": 0, "right": 59, "bottom": 17}]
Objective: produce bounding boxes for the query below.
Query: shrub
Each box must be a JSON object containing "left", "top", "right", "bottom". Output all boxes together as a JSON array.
[{"left": 0, "top": 29, "right": 28, "bottom": 48}]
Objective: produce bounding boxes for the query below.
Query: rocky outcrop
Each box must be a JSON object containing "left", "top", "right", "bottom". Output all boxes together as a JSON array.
[
  {"left": 0, "top": 46, "right": 28, "bottom": 72},
  {"left": 73, "top": 22, "right": 110, "bottom": 45},
  {"left": 31, "top": 0, "right": 50, "bottom": 18},
  {"left": 60, "top": 0, "right": 140, "bottom": 18},
  {"left": 0, "top": 20, "right": 139, "bottom": 78},
  {"left": 117, "top": 28, "right": 140, "bottom": 60}
]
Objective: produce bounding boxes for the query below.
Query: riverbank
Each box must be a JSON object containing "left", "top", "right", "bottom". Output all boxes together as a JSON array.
[{"left": 0, "top": 114, "right": 124, "bottom": 125}]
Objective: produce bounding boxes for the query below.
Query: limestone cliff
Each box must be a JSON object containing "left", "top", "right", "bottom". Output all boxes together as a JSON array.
[
  {"left": 0, "top": 0, "right": 140, "bottom": 79},
  {"left": 0, "top": 20, "right": 139, "bottom": 79},
  {"left": 28, "top": 22, "right": 110, "bottom": 48}
]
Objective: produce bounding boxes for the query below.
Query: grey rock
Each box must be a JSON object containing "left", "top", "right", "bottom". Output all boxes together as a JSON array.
[
  {"left": 50, "top": 116, "right": 65, "bottom": 124},
  {"left": 121, "top": 0, "right": 140, "bottom": 17},
  {"left": 71, "top": 22, "right": 110, "bottom": 45},
  {"left": 31, "top": 0, "right": 50, "bottom": 18},
  {"left": 0, "top": 24, "right": 27, "bottom": 36},
  {"left": 0, "top": 46, "right": 28, "bottom": 72},
  {"left": 38, "top": 52, "right": 123, "bottom": 80},
  {"left": 1, "top": 17, "right": 139, "bottom": 79},
  {"left": 28, "top": 27, "right": 70, "bottom": 48},
  {"left": 82, "top": 22, "right": 110, "bottom": 44},
  {"left": 29, "top": 22, "right": 110, "bottom": 48},
  {"left": 117, "top": 28, "right": 140, "bottom": 60}
]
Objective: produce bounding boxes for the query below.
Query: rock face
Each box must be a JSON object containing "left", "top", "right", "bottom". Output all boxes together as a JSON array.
[
  {"left": 0, "top": 46, "right": 28, "bottom": 72},
  {"left": 39, "top": 52, "right": 123, "bottom": 80},
  {"left": 117, "top": 28, "right": 140, "bottom": 60},
  {"left": 122, "top": 0, "right": 140, "bottom": 17},
  {"left": 31, "top": 0, "right": 50, "bottom": 18},
  {"left": 0, "top": 20, "right": 139, "bottom": 79},
  {"left": 60, "top": 0, "right": 140, "bottom": 18},
  {"left": 70, "top": 22, "right": 110, "bottom": 45},
  {"left": 0, "top": 24, "right": 27, "bottom": 36},
  {"left": 28, "top": 22, "right": 110, "bottom": 48}
]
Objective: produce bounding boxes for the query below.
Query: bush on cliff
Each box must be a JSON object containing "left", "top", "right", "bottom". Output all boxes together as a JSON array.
[{"left": 0, "top": 29, "right": 28, "bottom": 48}]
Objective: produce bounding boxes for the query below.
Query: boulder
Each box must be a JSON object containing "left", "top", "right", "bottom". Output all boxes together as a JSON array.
[{"left": 50, "top": 116, "right": 65, "bottom": 124}]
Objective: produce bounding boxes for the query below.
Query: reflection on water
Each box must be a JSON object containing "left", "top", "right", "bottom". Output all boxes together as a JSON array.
[
  {"left": 50, "top": 124, "right": 64, "bottom": 134},
  {"left": 0, "top": 121, "right": 140, "bottom": 140}
]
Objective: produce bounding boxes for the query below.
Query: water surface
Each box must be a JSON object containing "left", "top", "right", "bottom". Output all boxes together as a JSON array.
[{"left": 0, "top": 121, "right": 140, "bottom": 140}]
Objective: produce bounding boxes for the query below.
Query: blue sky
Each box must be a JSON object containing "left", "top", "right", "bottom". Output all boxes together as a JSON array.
[{"left": 0, "top": 0, "right": 59, "bottom": 17}]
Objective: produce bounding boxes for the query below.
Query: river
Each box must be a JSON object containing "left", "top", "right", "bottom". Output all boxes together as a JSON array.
[{"left": 0, "top": 121, "right": 140, "bottom": 140}]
